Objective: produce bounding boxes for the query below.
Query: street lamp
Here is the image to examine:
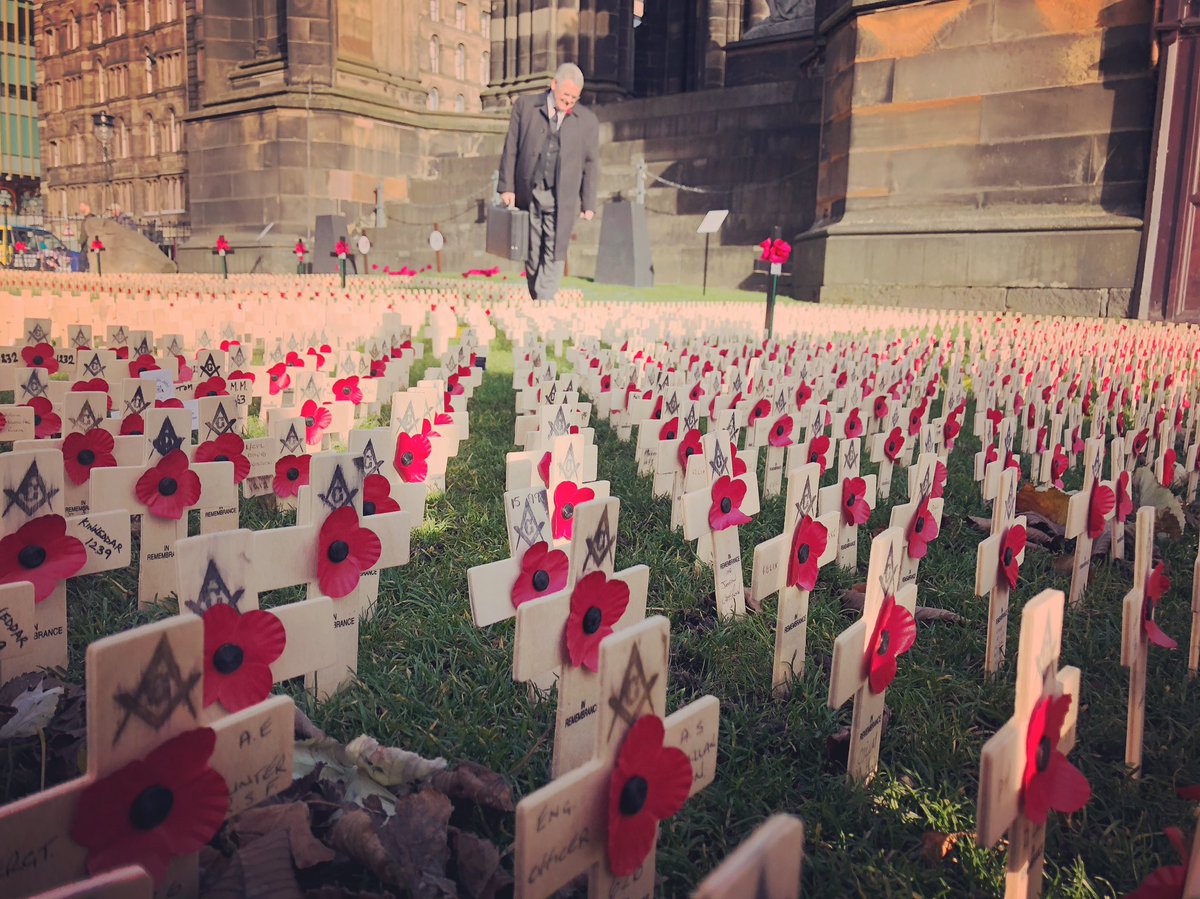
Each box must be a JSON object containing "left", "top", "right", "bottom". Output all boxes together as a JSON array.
[
  {"left": 92, "top": 111, "right": 114, "bottom": 215},
  {"left": 0, "top": 191, "right": 12, "bottom": 268}
]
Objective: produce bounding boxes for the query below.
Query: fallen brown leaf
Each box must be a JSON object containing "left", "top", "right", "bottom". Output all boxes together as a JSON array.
[
  {"left": 329, "top": 809, "right": 395, "bottom": 886},
  {"left": 1016, "top": 483, "right": 1071, "bottom": 528},
  {"left": 967, "top": 515, "right": 993, "bottom": 535},
  {"left": 380, "top": 788, "right": 455, "bottom": 898},
  {"left": 231, "top": 802, "right": 335, "bottom": 869},
  {"left": 826, "top": 706, "right": 892, "bottom": 767},
  {"left": 920, "top": 830, "right": 969, "bottom": 864},
  {"left": 430, "top": 761, "right": 515, "bottom": 813},
  {"left": 839, "top": 590, "right": 965, "bottom": 625},
  {"left": 201, "top": 828, "right": 302, "bottom": 899},
  {"left": 449, "top": 827, "right": 507, "bottom": 899},
  {"left": 294, "top": 705, "right": 326, "bottom": 741}
]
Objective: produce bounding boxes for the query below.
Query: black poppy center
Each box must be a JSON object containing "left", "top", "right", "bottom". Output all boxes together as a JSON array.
[
  {"left": 400, "top": 452, "right": 414, "bottom": 467},
  {"left": 18, "top": 544, "right": 46, "bottom": 569},
  {"left": 158, "top": 477, "right": 178, "bottom": 497},
  {"left": 363, "top": 500, "right": 377, "bottom": 516},
  {"left": 532, "top": 569, "right": 550, "bottom": 591},
  {"left": 582, "top": 605, "right": 603, "bottom": 634},
  {"left": 720, "top": 497, "right": 732, "bottom": 514},
  {"left": 33, "top": 414, "right": 42, "bottom": 427},
  {"left": 305, "top": 417, "right": 315, "bottom": 429},
  {"left": 619, "top": 775, "right": 648, "bottom": 816},
  {"left": 915, "top": 517, "right": 924, "bottom": 534},
  {"left": 216, "top": 454, "right": 229, "bottom": 463},
  {"left": 129, "top": 784, "right": 174, "bottom": 831},
  {"left": 342, "top": 387, "right": 351, "bottom": 395},
  {"left": 562, "top": 503, "right": 575, "bottom": 520},
  {"left": 685, "top": 446, "right": 696, "bottom": 458},
  {"left": 32, "top": 355, "right": 43, "bottom": 366},
  {"left": 1035, "top": 735, "right": 1052, "bottom": 773},
  {"left": 327, "top": 540, "right": 350, "bottom": 563},
  {"left": 286, "top": 467, "right": 300, "bottom": 482},
  {"left": 796, "top": 544, "right": 810, "bottom": 565},
  {"left": 776, "top": 425, "right": 785, "bottom": 436},
  {"left": 809, "top": 452, "right": 819, "bottom": 463},
  {"left": 877, "top": 629, "right": 891, "bottom": 655},
  {"left": 665, "top": 429, "right": 676, "bottom": 440},
  {"left": 271, "top": 374, "right": 280, "bottom": 382},
  {"left": 846, "top": 493, "right": 857, "bottom": 508},
  {"left": 77, "top": 449, "right": 96, "bottom": 467},
  {"left": 1003, "top": 547, "right": 1014, "bottom": 566},
  {"left": 213, "top": 642, "right": 244, "bottom": 674}
]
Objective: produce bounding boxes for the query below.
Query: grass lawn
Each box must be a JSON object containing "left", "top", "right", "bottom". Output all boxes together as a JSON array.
[{"left": 3, "top": 332, "right": 1198, "bottom": 898}]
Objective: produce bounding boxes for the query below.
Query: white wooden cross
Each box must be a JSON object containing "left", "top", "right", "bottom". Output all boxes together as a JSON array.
[
  {"left": 0, "top": 450, "right": 132, "bottom": 685},
  {"left": 513, "top": 615, "right": 719, "bottom": 899},
  {"left": 1064, "top": 436, "right": 1113, "bottom": 606},
  {"left": 1108, "top": 434, "right": 1133, "bottom": 561},
  {"left": 514, "top": 497, "right": 649, "bottom": 776},
  {"left": 750, "top": 462, "right": 839, "bottom": 695},
  {"left": 0, "top": 582, "right": 37, "bottom": 686},
  {"left": 348, "top": 427, "right": 430, "bottom": 524},
  {"left": 1120, "top": 505, "right": 1175, "bottom": 778},
  {"left": 870, "top": 423, "right": 907, "bottom": 502},
  {"left": 975, "top": 466, "right": 1028, "bottom": 676},
  {"left": 681, "top": 431, "right": 761, "bottom": 620},
  {"left": 818, "top": 436, "right": 877, "bottom": 572},
  {"left": 888, "top": 452, "right": 945, "bottom": 590},
  {"left": 828, "top": 526, "right": 917, "bottom": 782},
  {"left": 0, "top": 615, "right": 294, "bottom": 898},
  {"left": 691, "top": 814, "right": 804, "bottom": 899},
  {"left": 653, "top": 401, "right": 705, "bottom": 530},
  {"left": 976, "top": 588, "right": 1087, "bottom": 899}
]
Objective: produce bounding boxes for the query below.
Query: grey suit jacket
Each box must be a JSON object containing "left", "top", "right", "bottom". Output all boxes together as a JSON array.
[{"left": 497, "top": 92, "right": 600, "bottom": 262}]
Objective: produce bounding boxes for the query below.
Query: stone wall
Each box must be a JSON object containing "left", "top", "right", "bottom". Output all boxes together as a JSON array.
[{"left": 794, "top": 0, "right": 1156, "bottom": 315}]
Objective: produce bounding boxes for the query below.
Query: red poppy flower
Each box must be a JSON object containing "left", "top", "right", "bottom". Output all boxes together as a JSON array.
[
  {"left": 883, "top": 427, "right": 904, "bottom": 462},
  {"left": 677, "top": 429, "right": 703, "bottom": 471},
  {"left": 1162, "top": 449, "right": 1177, "bottom": 488},
  {"left": 370, "top": 358, "right": 389, "bottom": 377},
  {"left": 553, "top": 481, "right": 596, "bottom": 540},
  {"left": 119, "top": 413, "right": 144, "bottom": 436},
  {"left": 796, "top": 382, "right": 812, "bottom": 409},
  {"left": 317, "top": 506, "right": 381, "bottom": 599},
  {"left": 1021, "top": 693, "right": 1090, "bottom": 824},
  {"left": 175, "top": 356, "right": 194, "bottom": 382},
  {"left": 565, "top": 570, "right": 630, "bottom": 671},
  {"left": 63, "top": 428, "right": 116, "bottom": 486},
  {"left": 601, "top": 374, "right": 613, "bottom": 393},
  {"left": 1087, "top": 481, "right": 1115, "bottom": 539},
  {"left": 202, "top": 603, "right": 286, "bottom": 712},
  {"left": 21, "top": 342, "right": 59, "bottom": 375},
  {"left": 0, "top": 514, "right": 87, "bottom": 602},
  {"left": 1051, "top": 446, "right": 1069, "bottom": 488},
  {"left": 273, "top": 454, "right": 310, "bottom": 498},
  {"left": 1116, "top": 470, "right": 1133, "bottom": 523},
  {"left": 788, "top": 515, "right": 827, "bottom": 591},
  {"left": 511, "top": 540, "right": 569, "bottom": 608},
  {"left": 997, "top": 524, "right": 1027, "bottom": 590},
  {"left": 113, "top": 346, "right": 129, "bottom": 360},
  {"left": 908, "top": 402, "right": 926, "bottom": 436},
  {"left": 764, "top": 414, "right": 793, "bottom": 447},
  {"left": 986, "top": 407, "right": 1004, "bottom": 431},
  {"left": 749, "top": 398, "right": 771, "bottom": 424},
  {"left": 931, "top": 460, "right": 947, "bottom": 499},
  {"left": 842, "top": 476, "right": 872, "bottom": 526},
  {"left": 394, "top": 431, "right": 432, "bottom": 484},
  {"left": 1133, "top": 429, "right": 1149, "bottom": 456},
  {"left": 865, "top": 594, "right": 916, "bottom": 693},
  {"left": 332, "top": 376, "right": 363, "bottom": 405},
  {"left": 1127, "top": 826, "right": 1191, "bottom": 899},
  {"left": 658, "top": 417, "right": 680, "bottom": 442},
  {"left": 709, "top": 475, "right": 751, "bottom": 532},
  {"left": 1082, "top": 393, "right": 1092, "bottom": 416},
  {"left": 194, "top": 376, "right": 227, "bottom": 398},
  {"left": 606, "top": 715, "right": 692, "bottom": 878},
  {"left": 155, "top": 398, "right": 184, "bottom": 410},
  {"left": 194, "top": 433, "right": 250, "bottom": 485},
  {"left": 70, "top": 727, "right": 228, "bottom": 884},
  {"left": 906, "top": 494, "right": 939, "bottom": 560},
  {"left": 843, "top": 408, "right": 864, "bottom": 439},
  {"left": 1143, "top": 563, "right": 1176, "bottom": 650},
  {"left": 300, "top": 399, "right": 332, "bottom": 446},
  {"left": 71, "top": 377, "right": 114, "bottom": 413},
  {"left": 984, "top": 444, "right": 999, "bottom": 468},
  {"left": 807, "top": 434, "right": 830, "bottom": 475},
  {"left": 873, "top": 395, "right": 889, "bottom": 421},
  {"left": 128, "top": 354, "right": 160, "bottom": 378},
  {"left": 731, "top": 443, "right": 748, "bottom": 477},
  {"left": 306, "top": 348, "right": 326, "bottom": 370},
  {"left": 23, "top": 396, "right": 61, "bottom": 439},
  {"left": 267, "top": 362, "right": 291, "bottom": 395},
  {"left": 835, "top": 371, "right": 848, "bottom": 390},
  {"left": 135, "top": 450, "right": 201, "bottom": 520},
  {"left": 361, "top": 474, "right": 399, "bottom": 516}
]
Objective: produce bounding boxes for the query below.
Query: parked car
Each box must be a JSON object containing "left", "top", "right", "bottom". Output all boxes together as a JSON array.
[{"left": 0, "top": 226, "right": 82, "bottom": 271}]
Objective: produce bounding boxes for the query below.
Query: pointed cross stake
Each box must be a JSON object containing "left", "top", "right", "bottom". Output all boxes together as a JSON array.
[
  {"left": 514, "top": 615, "right": 720, "bottom": 899},
  {"left": 818, "top": 436, "right": 877, "bottom": 572},
  {"left": 975, "top": 466, "right": 1028, "bottom": 676},
  {"left": 828, "top": 526, "right": 916, "bottom": 783},
  {"left": 750, "top": 462, "right": 839, "bottom": 695},
  {"left": 1120, "top": 505, "right": 1171, "bottom": 778},
  {"left": 692, "top": 814, "right": 804, "bottom": 899},
  {"left": 0, "top": 582, "right": 37, "bottom": 684},
  {"left": 1108, "top": 434, "right": 1132, "bottom": 561},
  {"left": 976, "top": 588, "right": 1085, "bottom": 899},
  {"left": 682, "top": 431, "right": 762, "bottom": 620},
  {"left": 0, "top": 450, "right": 132, "bottom": 685},
  {"left": 1064, "top": 436, "right": 1112, "bottom": 606},
  {"left": 1192, "top": 534, "right": 1200, "bottom": 678},
  {"left": 0, "top": 616, "right": 294, "bottom": 898},
  {"left": 514, "top": 498, "right": 649, "bottom": 776}
]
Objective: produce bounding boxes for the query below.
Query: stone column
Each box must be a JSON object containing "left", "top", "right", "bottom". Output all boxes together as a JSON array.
[{"left": 745, "top": 0, "right": 769, "bottom": 30}]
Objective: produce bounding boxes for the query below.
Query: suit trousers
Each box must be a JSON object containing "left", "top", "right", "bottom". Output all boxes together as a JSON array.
[{"left": 527, "top": 186, "right": 565, "bottom": 301}]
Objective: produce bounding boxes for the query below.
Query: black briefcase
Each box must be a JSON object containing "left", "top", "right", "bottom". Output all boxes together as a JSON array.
[{"left": 486, "top": 204, "right": 529, "bottom": 261}]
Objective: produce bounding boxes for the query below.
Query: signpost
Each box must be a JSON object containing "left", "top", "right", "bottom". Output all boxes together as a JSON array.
[{"left": 697, "top": 210, "right": 730, "bottom": 297}]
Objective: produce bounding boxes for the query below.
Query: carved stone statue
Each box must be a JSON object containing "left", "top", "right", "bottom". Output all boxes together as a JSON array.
[{"left": 743, "top": 0, "right": 816, "bottom": 38}]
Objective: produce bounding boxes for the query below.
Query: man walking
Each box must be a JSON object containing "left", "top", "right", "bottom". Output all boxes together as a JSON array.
[{"left": 498, "top": 63, "right": 599, "bottom": 302}]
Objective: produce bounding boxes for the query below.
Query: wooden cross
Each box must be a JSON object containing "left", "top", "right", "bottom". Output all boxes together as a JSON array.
[
  {"left": 0, "top": 615, "right": 294, "bottom": 898},
  {"left": 828, "top": 526, "right": 916, "bottom": 782},
  {"left": 653, "top": 401, "right": 705, "bottom": 530},
  {"left": 692, "top": 814, "right": 804, "bottom": 899},
  {"left": 1120, "top": 505, "right": 1173, "bottom": 778},
  {"left": 682, "top": 430, "right": 761, "bottom": 620},
  {"left": 818, "top": 436, "right": 877, "bottom": 572},
  {"left": 975, "top": 466, "right": 1028, "bottom": 676},
  {"left": 348, "top": 426, "right": 430, "bottom": 524},
  {"left": 0, "top": 582, "right": 37, "bottom": 686},
  {"left": 888, "top": 452, "right": 945, "bottom": 590},
  {"left": 976, "top": 588, "right": 1086, "bottom": 899},
  {"left": 0, "top": 449, "right": 132, "bottom": 685},
  {"left": 513, "top": 497, "right": 649, "bottom": 776},
  {"left": 1064, "top": 436, "right": 1113, "bottom": 606},
  {"left": 513, "top": 615, "right": 719, "bottom": 898},
  {"left": 750, "top": 462, "right": 839, "bottom": 695},
  {"left": 1108, "top": 434, "right": 1133, "bottom": 561}
]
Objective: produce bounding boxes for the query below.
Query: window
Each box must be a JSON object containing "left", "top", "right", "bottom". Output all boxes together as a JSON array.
[
  {"left": 45, "top": 28, "right": 56, "bottom": 55},
  {"left": 481, "top": 10, "right": 490, "bottom": 38},
  {"left": 480, "top": 51, "right": 489, "bottom": 86},
  {"left": 427, "top": 87, "right": 439, "bottom": 110},
  {"left": 162, "top": 0, "right": 177, "bottom": 21},
  {"left": 455, "top": 2, "right": 465, "bottom": 29},
  {"left": 116, "top": 117, "right": 129, "bottom": 157},
  {"left": 93, "top": 6, "right": 104, "bottom": 42},
  {"left": 429, "top": 0, "right": 438, "bottom": 20},
  {"left": 113, "top": 3, "right": 125, "bottom": 35},
  {"left": 145, "top": 53, "right": 155, "bottom": 92},
  {"left": 144, "top": 113, "right": 156, "bottom": 155},
  {"left": 49, "top": 141, "right": 61, "bottom": 167},
  {"left": 455, "top": 43, "right": 465, "bottom": 79},
  {"left": 96, "top": 59, "right": 106, "bottom": 103},
  {"left": 72, "top": 130, "right": 84, "bottom": 165},
  {"left": 166, "top": 108, "right": 179, "bottom": 151},
  {"left": 68, "top": 16, "right": 80, "bottom": 49},
  {"left": 429, "top": 35, "right": 439, "bottom": 73},
  {"left": 455, "top": 93, "right": 464, "bottom": 112},
  {"left": 143, "top": 0, "right": 152, "bottom": 30}
]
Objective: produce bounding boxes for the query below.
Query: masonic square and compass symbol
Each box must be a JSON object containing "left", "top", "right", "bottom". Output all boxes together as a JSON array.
[
  {"left": 398, "top": 402, "right": 419, "bottom": 434},
  {"left": 185, "top": 559, "right": 246, "bottom": 615},
  {"left": 559, "top": 444, "right": 581, "bottom": 483},
  {"left": 83, "top": 354, "right": 107, "bottom": 378},
  {"left": 111, "top": 325, "right": 128, "bottom": 346},
  {"left": 355, "top": 440, "right": 384, "bottom": 478},
  {"left": 684, "top": 404, "right": 699, "bottom": 433},
  {"left": 710, "top": 440, "right": 729, "bottom": 479},
  {"left": 72, "top": 328, "right": 89, "bottom": 349},
  {"left": 844, "top": 439, "right": 859, "bottom": 472},
  {"left": 134, "top": 336, "right": 151, "bottom": 357},
  {"left": 152, "top": 417, "right": 186, "bottom": 458},
  {"left": 607, "top": 642, "right": 659, "bottom": 741},
  {"left": 318, "top": 465, "right": 359, "bottom": 511},
  {"left": 551, "top": 405, "right": 568, "bottom": 436},
  {"left": 581, "top": 506, "right": 616, "bottom": 575},
  {"left": 198, "top": 354, "right": 221, "bottom": 379},
  {"left": 167, "top": 336, "right": 183, "bottom": 356},
  {"left": 796, "top": 479, "right": 816, "bottom": 520},
  {"left": 4, "top": 460, "right": 60, "bottom": 517},
  {"left": 512, "top": 495, "right": 547, "bottom": 552},
  {"left": 279, "top": 424, "right": 305, "bottom": 455},
  {"left": 26, "top": 321, "right": 48, "bottom": 344},
  {"left": 69, "top": 400, "right": 101, "bottom": 433},
  {"left": 113, "top": 634, "right": 202, "bottom": 744},
  {"left": 203, "top": 402, "right": 236, "bottom": 442},
  {"left": 880, "top": 542, "right": 900, "bottom": 598},
  {"left": 124, "top": 385, "right": 150, "bottom": 417},
  {"left": 19, "top": 370, "right": 47, "bottom": 401},
  {"left": 665, "top": 393, "right": 680, "bottom": 416}
]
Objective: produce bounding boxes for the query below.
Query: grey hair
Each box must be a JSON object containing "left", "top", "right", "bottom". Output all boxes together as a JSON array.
[{"left": 554, "top": 62, "right": 584, "bottom": 88}]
